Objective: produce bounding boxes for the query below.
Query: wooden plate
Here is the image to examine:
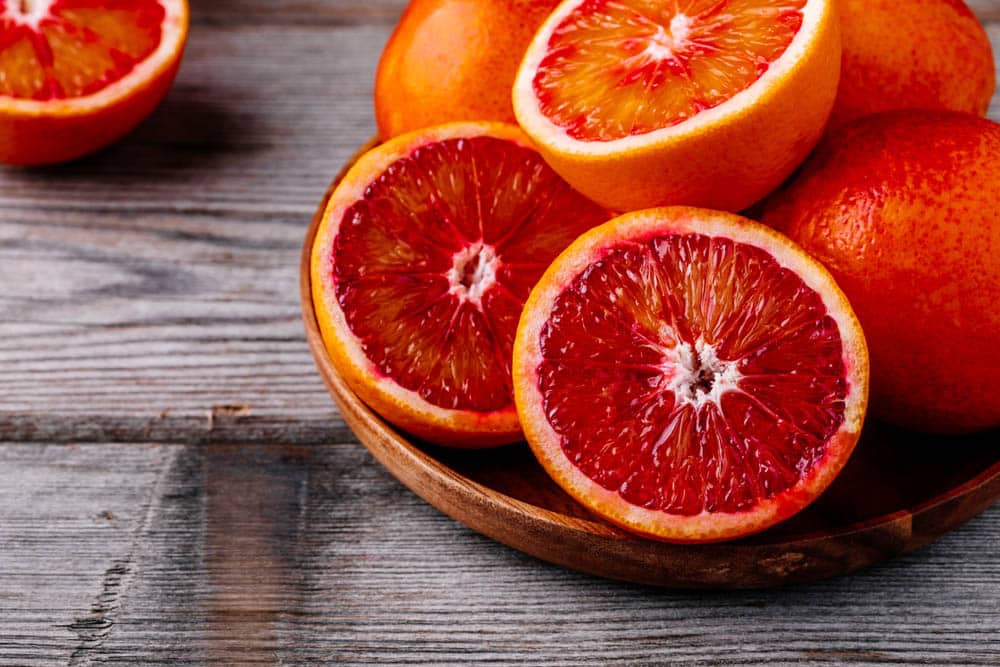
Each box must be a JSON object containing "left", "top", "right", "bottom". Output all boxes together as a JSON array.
[{"left": 300, "top": 139, "right": 1000, "bottom": 588}]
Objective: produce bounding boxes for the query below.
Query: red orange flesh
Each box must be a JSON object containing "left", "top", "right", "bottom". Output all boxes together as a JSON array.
[
  {"left": 0, "top": 0, "right": 164, "bottom": 100},
  {"left": 533, "top": 0, "right": 808, "bottom": 141}
]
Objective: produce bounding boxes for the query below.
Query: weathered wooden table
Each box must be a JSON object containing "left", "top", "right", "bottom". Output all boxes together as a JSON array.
[{"left": 1, "top": 1, "right": 998, "bottom": 664}]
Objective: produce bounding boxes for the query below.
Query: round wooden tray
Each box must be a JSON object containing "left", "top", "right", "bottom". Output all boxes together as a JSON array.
[{"left": 300, "top": 139, "right": 1000, "bottom": 588}]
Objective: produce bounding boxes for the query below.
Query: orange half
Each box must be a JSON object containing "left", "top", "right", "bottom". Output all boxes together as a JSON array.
[
  {"left": 0, "top": 0, "right": 189, "bottom": 164},
  {"left": 514, "top": 207, "right": 868, "bottom": 543},
  {"left": 513, "top": 0, "right": 840, "bottom": 212},
  {"left": 311, "top": 122, "right": 610, "bottom": 447}
]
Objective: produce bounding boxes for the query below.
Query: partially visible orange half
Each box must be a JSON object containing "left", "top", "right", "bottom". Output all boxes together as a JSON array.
[
  {"left": 0, "top": 0, "right": 189, "bottom": 165},
  {"left": 512, "top": 0, "right": 841, "bottom": 212}
]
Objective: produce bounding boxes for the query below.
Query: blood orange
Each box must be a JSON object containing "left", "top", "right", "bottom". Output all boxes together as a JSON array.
[
  {"left": 311, "top": 122, "right": 610, "bottom": 447},
  {"left": 512, "top": 0, "right": 841, "bottom": 212},
  {"left": 374, "top": 0, "right": 560, "bottom": 139},
  {"left": 763, "top": 111, "right": 1000, "bottom": 434},
  {"left": 0, "top": 0, "right": 188, "bottom": 165},
  {"left": 514, "top": 208, "right": 868, "bottom": 542},
  {"left": 830, "top": 0, "right": 994, "bottom": 130}
]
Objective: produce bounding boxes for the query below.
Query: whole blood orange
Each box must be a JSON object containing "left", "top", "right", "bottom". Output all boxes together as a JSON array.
[
  {"left": 0, "top": 0, "right": 189, "bottom": 165},
  {"left": 830, "top": 0, "right": 994, "bottom": 130},
  {"left": 763, "top": 111, "right": 1000, "bottom": 434},
  {"left": 512, "top": 0, "right": 841, "bottom": 213},
  {"left": 514, "top": 208, "right": 868, "bottom": 543},
  {"left": 374, "top": 0, "right": 560, "bottom": 139},
  {"left": 311, "top": 122, "right": 609, "bottom": 447}
]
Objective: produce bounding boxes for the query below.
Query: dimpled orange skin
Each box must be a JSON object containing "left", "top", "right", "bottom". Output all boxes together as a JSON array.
[
  {"left": 374, "top": 0, "right": 560, "bottom": 139},
  {"left": 763, "top": 111, "right": 1000, "bottom": 435},
  {"left": 830, "top": 0, "right": 995, "bottom": 131}
]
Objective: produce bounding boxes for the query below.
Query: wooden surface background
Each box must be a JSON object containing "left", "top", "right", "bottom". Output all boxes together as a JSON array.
[{"left": 1, "top": 1, "right": 998, "bottom": 664}]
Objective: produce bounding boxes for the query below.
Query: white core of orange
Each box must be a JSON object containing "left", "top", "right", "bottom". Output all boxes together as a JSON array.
[
  {"left": 447, "top": 242, "right": 499, "bottom": 309},
  {"left": 665, "top": 339, "right": 742, "bottom": 410},
  {"left": 3, "top": 0, "right": 54, "bottom": 28}
]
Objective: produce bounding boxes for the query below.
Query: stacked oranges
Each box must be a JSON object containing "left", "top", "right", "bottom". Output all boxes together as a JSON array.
[{"left": 309, "top": 0, "right": 998, "bottom": 542}]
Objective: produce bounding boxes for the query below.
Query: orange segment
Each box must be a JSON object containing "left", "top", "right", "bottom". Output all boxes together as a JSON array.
[
  {"left": 0, "top": 28, "right": 48, "bottom": 98},
  {"left": 312, "top": 123, "right": 610, "bottom": 447},
  {"left": 54, "top": 3, "right": 163, "bottom": 59},
  {"left": 534, "top": 0, "right": 807, "bottom": 141},
  {"left": 514, "top": 208, "right": 868, "bottom": 542}
]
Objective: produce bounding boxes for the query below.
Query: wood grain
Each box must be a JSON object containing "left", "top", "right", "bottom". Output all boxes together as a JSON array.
[
  {"left": 1, "top": 442, "right": 999, "bottom": 666},
  {"left": 0, "top": 0, "right": 998, "bottom": 662},
  {"left": 0, "top": 20, "right": 390, "bottom": 445}
]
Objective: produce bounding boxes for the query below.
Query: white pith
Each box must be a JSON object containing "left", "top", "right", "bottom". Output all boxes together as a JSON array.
[
  {"left": 639, "top": 13, "right": 692, "bottom": 62},
  {"left": 513, "top": 0, "right": 829, "bottom": 155},
  {"left": 2, "top": 0, "right": 54, "bottom": 29},
  {"left": 0, "top": 0, "right": 188, "bottom": 114},
  {"left": 665, "top": 338, "right": 742, "bottom": 410},
  {"left": 447, "top": 242, "right": 499, "bottom": 309}
]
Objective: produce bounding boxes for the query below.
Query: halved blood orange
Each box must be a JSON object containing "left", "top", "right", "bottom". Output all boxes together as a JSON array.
[
  {"left": 0, "top": 0, "right": 189, "bottom": 165},
  {"left": 512, "top": 0, "right": 841, "bottom": 212},
  {"left": 311, "top": 122, "right": 610, "bottom": 447},
  {"left": 513, "top": 207, "right": 868, "bottom": 542}
]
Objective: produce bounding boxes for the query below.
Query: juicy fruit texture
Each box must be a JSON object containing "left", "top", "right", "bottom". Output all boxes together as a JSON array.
[
  {"left": 374, "top": 0, "right": 560, "bottom": 139},
  {"left": 533, "top": 0, "right": 807, "bottom": 141},
  {"left": 513, "top": 0, "right": 841, "bottom": 212},
  {"left": 763, "top": 111, "right": 1000, "bottom": 435},
  {"left": 831, "top": 0, "right": 995, "bottom": 130},
  {"left": 332, "top": 137, "right": 592, "bottom": 414},
  {"left": 0, "top": 0, "right": 163, "bottom": 100},
  {"left": 539, "top": 237, "right": 845, "bottom": 514},
  {"left": 514, "top": 208, "right": 868, "bottom": 542},
  {"left": 312, "top": 123, "right": 609, "bottom": 446},
  {"left": 0, "top": 0, "right": 188, "bottom": 165}
]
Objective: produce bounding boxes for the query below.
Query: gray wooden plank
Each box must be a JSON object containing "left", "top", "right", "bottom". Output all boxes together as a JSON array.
[
  {"left": 971, "top": 0, "right": 1000, "bottom": 20},
  {"left": 0, "top": 444, "right": 177, "bottom": 665},
  {"left": 0, "top": 442, "right": 998, "bottom": 666},
  {"left": 192, "top": 0, "right": 405, "bottom": 26},
  {"left": 0, "top": 20, "right": 391, "bottom": 444}
]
